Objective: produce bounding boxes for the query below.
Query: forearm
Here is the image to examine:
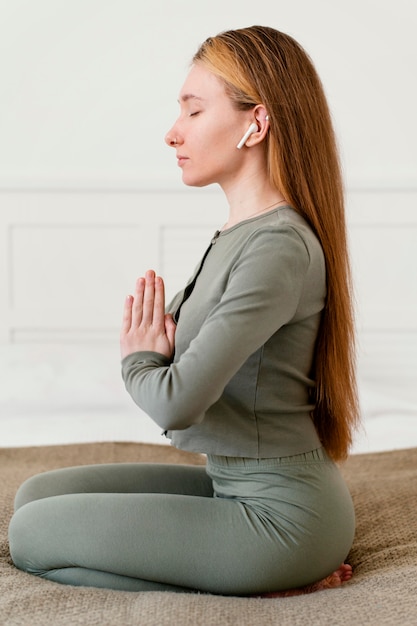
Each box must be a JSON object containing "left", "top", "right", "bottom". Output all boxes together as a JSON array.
[{"left": 121, "top": 351, "right": 212, "bottom": 430}]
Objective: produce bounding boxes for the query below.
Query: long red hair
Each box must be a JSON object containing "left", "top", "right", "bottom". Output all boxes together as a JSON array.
[{"left": 194, "top": 26, "right": 360, "bottom": 460}]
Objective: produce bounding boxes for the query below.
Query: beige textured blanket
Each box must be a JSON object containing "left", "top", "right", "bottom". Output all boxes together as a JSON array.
[{"left": 1, "top": 442, "right": 416, "bottom": 626}]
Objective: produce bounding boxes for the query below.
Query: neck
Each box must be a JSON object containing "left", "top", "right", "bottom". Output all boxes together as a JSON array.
[{"left": 220, "top": 174, "right": 287, "bottom": 230}]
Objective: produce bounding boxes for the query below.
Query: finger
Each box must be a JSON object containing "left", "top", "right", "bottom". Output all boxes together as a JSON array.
[
  {"left": 142, "top": 270, "right": 156, "bottom": 324},
  {"left": 121, "top": 295, "right": 133, "bottom": 334},
  {"left": 165, "top": 313, "right": 177, "bottom": 349},
  {"left": 131, "top": 277, "right": 145, "bottom": 326},
  {"left": 153, "top": 276, "right": 166, "bottom": 331}
]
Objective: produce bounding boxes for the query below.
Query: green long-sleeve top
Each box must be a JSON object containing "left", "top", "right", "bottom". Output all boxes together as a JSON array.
[{"left": 121, "top": 206, "right": 325, "bottom": 458}]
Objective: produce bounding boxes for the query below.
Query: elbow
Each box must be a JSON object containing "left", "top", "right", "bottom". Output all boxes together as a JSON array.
[
  {"left": 155, "top": 403, "right": 205, "bottom": 431},
  {"left": 125, "top": 381, "right": 206, "bottom": 430}
]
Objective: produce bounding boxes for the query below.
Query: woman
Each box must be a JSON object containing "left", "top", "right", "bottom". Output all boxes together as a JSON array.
[{"left": 9, "top": 26, "right": 359, "bottom": 596}]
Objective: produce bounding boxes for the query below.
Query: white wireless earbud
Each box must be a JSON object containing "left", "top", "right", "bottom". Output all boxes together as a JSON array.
[{"left": 236, "top": 123, "right": 258, "bottom": 149}]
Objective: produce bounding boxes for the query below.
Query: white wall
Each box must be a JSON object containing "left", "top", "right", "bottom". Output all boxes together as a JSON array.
[
  {"left": 0, "top": 0, "right": 416, "bottom": 450},
  {"left": 1, "top": 0, "right": 416, "bottom": 188}
]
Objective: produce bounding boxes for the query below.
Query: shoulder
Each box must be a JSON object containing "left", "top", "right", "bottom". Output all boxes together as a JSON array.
[{"left": 242, "top": 207, "right": 322, "bottom": 262}]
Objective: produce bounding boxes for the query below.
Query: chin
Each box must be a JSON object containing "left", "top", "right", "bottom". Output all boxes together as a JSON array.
[{"left": 181, "top": 173, "right": 214, "bottom": 188}]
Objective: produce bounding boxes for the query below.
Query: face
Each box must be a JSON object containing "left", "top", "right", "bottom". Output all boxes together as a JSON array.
[{"left": 165, "top": 64, "right": 251, "bottom": 189}]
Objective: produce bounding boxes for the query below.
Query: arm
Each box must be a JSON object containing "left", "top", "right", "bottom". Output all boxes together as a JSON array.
[{"left": 121, "top": 226, "right": 317, "bottom": 431}]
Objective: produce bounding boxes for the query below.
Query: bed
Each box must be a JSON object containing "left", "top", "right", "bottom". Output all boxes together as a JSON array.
[{"left": 1, "top": 441, "right": 416, "bottom": 625}]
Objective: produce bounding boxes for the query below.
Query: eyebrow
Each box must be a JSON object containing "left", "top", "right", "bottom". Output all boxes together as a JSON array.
[{"left": 178, "top": 94, "right": 205, "bottom": 103}]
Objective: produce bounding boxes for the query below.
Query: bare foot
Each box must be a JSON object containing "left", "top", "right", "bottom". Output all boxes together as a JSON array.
[{"left": 254, "top": 563, "right": 353, "bottom": 598}]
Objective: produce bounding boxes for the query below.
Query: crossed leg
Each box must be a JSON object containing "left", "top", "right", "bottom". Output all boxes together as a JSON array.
[{"left": 9, "top": 462, "right": 353, "bottom": 595}]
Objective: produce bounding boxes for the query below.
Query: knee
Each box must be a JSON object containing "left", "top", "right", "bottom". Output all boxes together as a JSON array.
[
  {"left": 9, "top": 506, "right": 31, "bottom": 572},
  {"left": 8, "top": 502, "right": 47, "bottom": 575},
  {"left": 14, "top": 472, "right": 54, "bottom": 511}
]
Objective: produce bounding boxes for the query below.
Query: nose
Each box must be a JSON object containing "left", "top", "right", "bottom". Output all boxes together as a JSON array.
[{"left": 165, "top": 127, "right": 181, "bottom": 148}]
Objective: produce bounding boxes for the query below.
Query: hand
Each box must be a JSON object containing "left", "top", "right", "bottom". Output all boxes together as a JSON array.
[{"left": 120, "top": 270, "right": 176, "bottom": 360}]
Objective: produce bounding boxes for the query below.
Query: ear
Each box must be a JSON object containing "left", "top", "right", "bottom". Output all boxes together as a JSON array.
[{"left": 245, "top": 105, "right": 270, "bottom": 147}]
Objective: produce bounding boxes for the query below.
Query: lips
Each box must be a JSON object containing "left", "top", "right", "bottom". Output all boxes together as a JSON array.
[{"left": 176, "top": 155, "right": 188, "bottom": 167}]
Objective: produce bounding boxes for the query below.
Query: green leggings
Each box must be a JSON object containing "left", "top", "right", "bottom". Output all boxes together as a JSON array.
[{"left": 9, "top": 448, "right": 355, "bottom": 595}]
